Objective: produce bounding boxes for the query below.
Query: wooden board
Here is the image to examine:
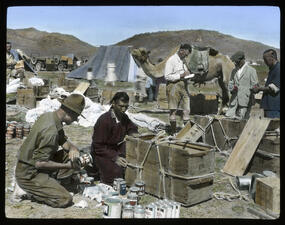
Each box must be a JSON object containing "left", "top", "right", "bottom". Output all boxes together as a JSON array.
[
  {"left": 73, "top": 82, "right": 90, "bottom": 94},
  {"left": 222, "top": 117, "right": 271, "bottom": 176},
  {"left": 175, "top": 122, "right": 204, "bottom": 142}
]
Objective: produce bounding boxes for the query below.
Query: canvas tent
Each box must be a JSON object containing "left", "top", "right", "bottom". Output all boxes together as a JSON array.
[{"left": 67, "top": 45, "right": 139, "bottom": 82}]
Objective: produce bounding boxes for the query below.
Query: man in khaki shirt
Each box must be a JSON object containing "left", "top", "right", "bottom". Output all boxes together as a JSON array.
[
  {"left": 164, "top": 44, "right": 192, "bottom": 135},
  {"left": 6, "top": 41, "right": 25, "bottom": 83},
  {"left": 15, "top": 94, "right": 86, "bottom": 208}
]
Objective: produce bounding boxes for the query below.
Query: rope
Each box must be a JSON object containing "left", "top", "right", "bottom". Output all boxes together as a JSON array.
[
  {"left": 213, "top": 177, "right": 249, "bottom": 202},
  {"left": 126, "top": 131, "right": 215, "bottom": 199}
]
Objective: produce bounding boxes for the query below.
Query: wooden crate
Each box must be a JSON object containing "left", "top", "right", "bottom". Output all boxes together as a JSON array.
[
  {"left": 190, "top": 92, "right": 218, "bottom": 115},
  {"left": 57, "top": 73, "right": 80, "bottom": 92},
  {"left": 85, "top": 86, "right": 99, "bottom": 102},
  {"left": 255, "top": 177, "right": 280, "bottom": 214},
  {"left": 16, "top": 88, "right": 36, "bottom": 109},
  {"left": 192, "top": 115, "right": 280, "bottom": 152},
  {"left": 156, "top": 84, "right": 218, "bottom": 114},
  {"left": 248, "top": 135, "right": 280, "bottom": 176},
  {"left": 125, "top": 136, "right": 215, "bottom": 206},
  {"left": 157, "top": 84, "right": 168, "bottom": 109}
]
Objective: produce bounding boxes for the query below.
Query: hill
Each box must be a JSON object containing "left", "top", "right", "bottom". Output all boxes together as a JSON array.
[
  {"left": 7, "top": 27, "right": 97, "bottom": 58},
  {"left": 7, "top": 28, "right": 279, "bottom": 64},
  {"left": 116, "top": 29, "right": 280, "bottom": 63}
]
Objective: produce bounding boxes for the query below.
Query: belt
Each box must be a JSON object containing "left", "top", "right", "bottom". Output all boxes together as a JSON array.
[{"left": 166, "top": 80, "right": 182, "bottom": 85}]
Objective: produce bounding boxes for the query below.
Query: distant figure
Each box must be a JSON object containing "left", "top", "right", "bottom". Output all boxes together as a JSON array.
[
  {"left": 15, "top": 94, "right": 86, "bottom": 208},
  {"left": 90, "top": 92, "right": 138, "bottom": 185},
  {"left": 134, "top": 66, "right": 147, "bottom": 102},
  {"left": 145, "top": 76, "right": 156, "bottom": 102},
  {"left": 6, "top": 41, "right": 24, "bottom": 84},
  {"left": 104, "top": 63, "right": 117, "bottom": 86},
  {"left": 225, "top": 51, "right": 259, "bottom": 119},
  {"left": 164, "top": 43, "right": 192, "bottom": 135},
  {"left": 251, "top": 49, "right": 280, "bottom": 118}
]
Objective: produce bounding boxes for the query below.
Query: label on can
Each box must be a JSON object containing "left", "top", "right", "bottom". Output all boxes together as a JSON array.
[
  {"left": 119, "top": 181, "right": 127, "bottom": 195},
  {"left": 103, "top": 197, "right": 122, "bottom": 218}
]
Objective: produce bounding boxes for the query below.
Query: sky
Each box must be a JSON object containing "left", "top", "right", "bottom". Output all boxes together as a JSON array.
[{"left": 7, "top": 6, "right": 281, "bottom": 48}]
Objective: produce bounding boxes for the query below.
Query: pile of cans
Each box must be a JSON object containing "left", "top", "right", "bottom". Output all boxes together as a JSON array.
[
  {"left": 6, "top": 121, "right": 30, "bottom": 139},
  {"left": 103, "top": 178, "right": 180, "bottom": 218},
  {"left": 145, "top": 199, "right": 181, "bottom": 218}
]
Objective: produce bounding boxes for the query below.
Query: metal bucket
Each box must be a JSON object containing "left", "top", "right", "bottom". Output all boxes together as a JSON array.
[{"left": 236, "top": 176, "right": 252, "bottom": 190}]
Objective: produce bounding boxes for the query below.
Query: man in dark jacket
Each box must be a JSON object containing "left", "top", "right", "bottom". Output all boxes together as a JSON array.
[
  {"left": 90, "top": 92, "right": 138, "bottom": 185},
  {"left": 251, "top": 49, "right": 280, "bottom": 118}
]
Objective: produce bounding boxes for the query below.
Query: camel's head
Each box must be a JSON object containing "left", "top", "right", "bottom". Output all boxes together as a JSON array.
[{"left": 131, "top": 48, "right": 151, "bottom": 64}]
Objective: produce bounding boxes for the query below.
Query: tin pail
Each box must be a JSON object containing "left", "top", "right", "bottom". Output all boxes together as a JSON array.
[
  {"left": 236, "top": 176, "right": 252, "bottom": 190},
  {"left": 103, "top": 197, "right": 122, "bottom": 218}
]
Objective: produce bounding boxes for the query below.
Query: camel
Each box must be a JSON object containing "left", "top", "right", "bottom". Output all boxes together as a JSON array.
[{"left": 131, "top": 46, "right": 235, "bottom": 114}]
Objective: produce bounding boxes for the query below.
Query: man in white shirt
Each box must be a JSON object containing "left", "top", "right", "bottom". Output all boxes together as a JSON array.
[
  {"left": 225, "top": 51, "right": 259, "bottom": 119},
  {"left": 164, "top": 44, "right": 192, "bottom": 135}
]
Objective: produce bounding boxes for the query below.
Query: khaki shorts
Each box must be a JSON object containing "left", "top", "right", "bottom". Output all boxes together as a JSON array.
[{"left": 166, "top": 80, "right": 190, "bottom": 111}]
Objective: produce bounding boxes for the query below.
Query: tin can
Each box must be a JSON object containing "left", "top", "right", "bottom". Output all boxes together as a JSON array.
[
  {"left": 16, "top": 124, "right": 23, "bottom": 139},
  {"left": 134, "top": 205, "right": 145, "bottom": 218},
  {"left": 172, "top": 201, "right": 181, "bottom": 218},
  {"left": 135, "top": 180, "right": 145, "bottom": 196},
  {"left": 122, "top": 204, "right": 134, "bottom": 218},
  {"left": 113, "top": 178, "right": 124, "bottom": 191},
  {"left": 23, "top": 124, "right": 30, "bottom": 137},
  {"left": 129, "top": 186, "right": 140, "bottom": 195},
  {"left": 236, "top": 176, "right": 252, "bottom": 191},
  {"left": 127, "top": 192, "right": 138, "bottom": 206},
  {"left": 119, "top": 180, "right": 127, "bottom": 195},
  {"left": 155, "top": 202, "right": 167, "bottom": 218},
  {"left": 78, "top": 153, "right": 93, "bottom": 167},
  {"left": 145, "top": 203, "right": 156, "bottom": 218},
  {"left": 162, "top": 202, "right": 173, "bottom": 218},
  {"left": 103, "top": 197, "right": 122, "bottom": 218},
  {"left": 6, "top": 127, "right": 14, "bottom": 139}
]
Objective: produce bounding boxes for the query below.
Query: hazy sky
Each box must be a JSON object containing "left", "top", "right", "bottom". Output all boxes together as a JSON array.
[{"left": 7, "top": 6, "right": 280, "bottom": 48}]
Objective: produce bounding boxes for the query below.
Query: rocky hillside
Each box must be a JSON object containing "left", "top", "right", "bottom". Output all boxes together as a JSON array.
[
  {"left": 116, "top": 29, "right": 280, "bottom": 63},
  {"left": 7, "top": 28, "right": 279, "bottom": 63},
  {"left": 7, "top": 27, "right": 97, "bottom": 58}
]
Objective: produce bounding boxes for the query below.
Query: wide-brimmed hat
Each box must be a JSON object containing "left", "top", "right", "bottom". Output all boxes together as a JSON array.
[
  {"left": 60, "top": 93, "right": 86, "bottom": 118},
  {"left": 231, "top": 51, "right": 245, "bottom": 62}
]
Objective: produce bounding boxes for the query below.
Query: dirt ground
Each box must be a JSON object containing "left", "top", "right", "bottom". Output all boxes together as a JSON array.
[
  {"left": 5, "top": 114, "right": 277, "bottom": 220},
  {"left": 5, "top": 73, "right": 279, "bottom": 220}
]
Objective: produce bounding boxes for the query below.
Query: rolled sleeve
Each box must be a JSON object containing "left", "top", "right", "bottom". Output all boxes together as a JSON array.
[{"left": 268, "top": 83, "right": 280, "bottom": 94}]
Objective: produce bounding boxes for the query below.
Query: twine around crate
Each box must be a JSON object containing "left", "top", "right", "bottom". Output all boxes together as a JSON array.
[{"left": 126, "top": 131, "right": 215, "bottom": 199}]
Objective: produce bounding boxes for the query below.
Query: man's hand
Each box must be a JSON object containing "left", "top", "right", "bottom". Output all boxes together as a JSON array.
[
  {"left": 180, "top": 71, "right": 190, "bottom": 79},
  {"left": 250, "top": 86, "right": 260, "bottom": 94},
  {"left": 68, "top": 148, "right": 80, "bottom": 162},
  {"left": 115, "top": 157, "right": 128, "bottom": 168},
  {"left": 69, "top": 160, "right": 81, "bottom": 170}
]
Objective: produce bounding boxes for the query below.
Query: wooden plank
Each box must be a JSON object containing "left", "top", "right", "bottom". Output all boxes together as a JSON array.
[
  {"left": 73, "top": 82, "right": 90, "bottom": 94},
  {"left": 175, "top": 121, "right": 192, "bottom": 139},
  {"left": 222, "top": 117, "right": 271, "bottom": 176},
  {"left": 175, "top": 123, "right": 204, "bottom": 142}
]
